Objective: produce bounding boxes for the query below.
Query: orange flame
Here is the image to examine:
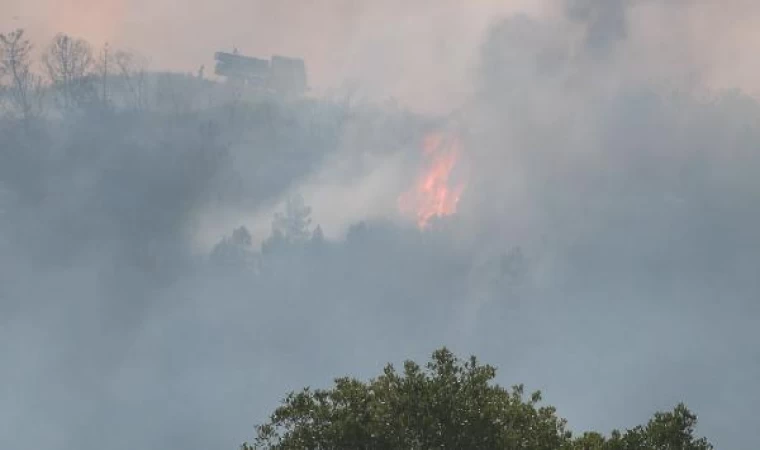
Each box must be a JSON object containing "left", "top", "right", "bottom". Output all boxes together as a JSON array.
[{"left": 399, "top": 131, "right": 466, "bottom": 229}]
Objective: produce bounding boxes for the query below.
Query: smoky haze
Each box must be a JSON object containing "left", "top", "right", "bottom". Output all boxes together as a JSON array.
[
  {"left": 1, "top": 1, "right": 759, "bottom": 449},
  {"left": 1, "top": 0, "right": 548, "bottom": 113}
]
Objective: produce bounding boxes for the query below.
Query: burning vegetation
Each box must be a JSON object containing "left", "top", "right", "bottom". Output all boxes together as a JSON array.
[{"left": 399, "top": 130, "right": 467, "bottom": 229}]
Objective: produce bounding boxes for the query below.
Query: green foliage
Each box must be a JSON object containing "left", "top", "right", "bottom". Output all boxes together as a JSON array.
[
  {"left": 575, "top": 403, "right": 713, "bottom": 450},
  {"left": 248, "top": 348, "right": 570, "bottom": 449},
  {"left": 245, "top": 348, "right": 712, "bottom": 450}
]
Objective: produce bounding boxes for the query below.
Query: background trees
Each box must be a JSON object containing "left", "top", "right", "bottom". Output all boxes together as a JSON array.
[
  {"left": 248, "top": 348, "right": 712, "bottom": 450},
  {"left": 0, "top": 29, "right": 44, "bottom": 120},
  {"left": 0, "top": 29, "right": 156, "bottom": 117},
  {"left": 42, "top": 33, "right": 95, "bottom": 110},
  {"left": 261, "top": 194, "right": 315, "bottom": 255}
]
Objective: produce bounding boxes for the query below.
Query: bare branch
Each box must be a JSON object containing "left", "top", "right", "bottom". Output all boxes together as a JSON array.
[
  {"left": 42, "top": 33, "right": 95, "bottom": 110},
  {"left": 113, "top": 50, "right": 150, "bottom": 111},
  {"left": 0, "top": 29, "right": 44, "bottom": 120}
]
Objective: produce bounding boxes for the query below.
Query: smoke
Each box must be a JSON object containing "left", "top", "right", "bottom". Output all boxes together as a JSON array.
[
  {"left": 0, "top": 0, "right": 127, "bottom": 49},
  {"left": 457, "top": 3, "right": 760, "bottom": 444},
  {"left": 3, "top": 0, "right": 551, "bottom": 113},
  {"left": 2, "top": 1, "right": 760, "bottom": 450},
  {"left": 565, "top": 0, "right": 627, "bottom": 57}
]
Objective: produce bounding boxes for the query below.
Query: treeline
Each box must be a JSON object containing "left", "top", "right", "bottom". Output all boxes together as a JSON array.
[
  {"left": 0, "top": 29, "right": 157, "bottom": 118},
  {"left": 0, "top": 27, "right": 429, "bottom": 277},
  {"left": 0, "top": 28, "right": 288, "bottom": 121},
  {"left": 0, "top": 28, "right": 330, "bottom": 121}
]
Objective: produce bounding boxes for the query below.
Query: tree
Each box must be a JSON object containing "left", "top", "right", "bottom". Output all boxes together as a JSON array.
[
  {"left": 261, "top": 194, "right": 314, "bottom": 254},
  {"left": 582, "top": 404, "right": 713, "bottom": 450},
  {"left": 248, "top": 348, "right": 571, "bottom": 449},
  {"left": 246, "top": 348, "right": 712, "bottom": 450},
  {"left": 113, "top": 49, "right": 149, "bottom": 110},
  {"left": 311, "top": 224, "right": 324, "bottom": 245},
  {"left": 94, "top": 42, "right": 111, "bottom": 106},
  {"left": 42, "top": 33, "right": 95, "bottom": 110},
  {"left": 0, "top": 29, "right": 44, "bottom": 120},
  {"left": 211, "top": 226, "right": 257, "bottom": 268}
]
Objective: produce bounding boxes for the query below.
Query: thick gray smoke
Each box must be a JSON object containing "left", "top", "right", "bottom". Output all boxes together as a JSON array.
[{"left": 1, "top": 1, "right": 759, "bottom": 449}]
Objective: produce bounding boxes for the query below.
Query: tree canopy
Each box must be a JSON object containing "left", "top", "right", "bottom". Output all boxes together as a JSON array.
[{"left": 246, "top": 348, "right": 712, "bottom": 450}]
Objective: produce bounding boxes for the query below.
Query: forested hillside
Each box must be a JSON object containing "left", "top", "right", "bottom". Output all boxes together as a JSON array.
[{"left": 2, "top": 5, "right": 759, "bottom": 447}]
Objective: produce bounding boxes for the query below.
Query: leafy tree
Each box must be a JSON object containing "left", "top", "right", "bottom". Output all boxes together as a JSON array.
[
  {"left": 248, "top": 348, "right": 571, "bottom": 449},
  {"left": 580, "top": 404, "right": 713, "bottom": 450},
  {"left": 245, "top": 348, "right": 712, "bottom": 450}
]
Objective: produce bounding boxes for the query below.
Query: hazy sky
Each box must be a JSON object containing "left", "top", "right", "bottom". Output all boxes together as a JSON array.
[
  {"left": 1, "top": 0, "right": 547, "bottom": 112},
  {"left": 2, "top": 0, "right": 758, "bottom": 113}
]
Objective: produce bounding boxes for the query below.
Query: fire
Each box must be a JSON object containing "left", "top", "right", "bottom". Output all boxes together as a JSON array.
[{"left": 399, "top": 131, "right": 466, "bottom": 229}]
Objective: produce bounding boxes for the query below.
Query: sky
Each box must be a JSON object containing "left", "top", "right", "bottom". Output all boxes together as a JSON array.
[
  {"left": 2, "top": 0, "right": 546, "bottom": 113},
  {"left": 2, "top": 0, "right": 759, "bottom": 113},
  {"left": 2, "top": 1, "right": 760, "bottom": 449}
]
